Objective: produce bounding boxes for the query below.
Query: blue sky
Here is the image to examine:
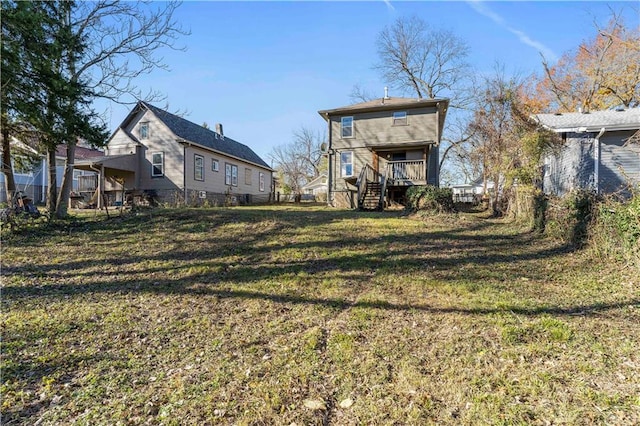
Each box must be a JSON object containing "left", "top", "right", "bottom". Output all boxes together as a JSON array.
[{"left": 96, "top": 1, "right": 639, "bottom": 165}]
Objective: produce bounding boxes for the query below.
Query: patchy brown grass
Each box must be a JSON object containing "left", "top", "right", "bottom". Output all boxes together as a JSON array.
[{"left": 2, "top": 205, "right": 639, "bottom": 425}]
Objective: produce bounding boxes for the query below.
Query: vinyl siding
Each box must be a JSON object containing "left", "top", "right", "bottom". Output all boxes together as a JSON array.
[
  {"left": 599, "top": 130, "right": 640, "bottom": 194},
  {"left": 543, "top": 133, "right": 594, "bottom": 196}
]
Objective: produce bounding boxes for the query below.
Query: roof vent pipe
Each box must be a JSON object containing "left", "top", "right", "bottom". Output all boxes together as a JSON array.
[{"left": 384, "top": 86, "right": 389, "bottom": 99}]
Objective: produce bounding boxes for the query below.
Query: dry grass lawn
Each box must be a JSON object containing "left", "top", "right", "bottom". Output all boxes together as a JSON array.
[{"left": 2, "top": 205, "right": 639, "bottom": 425}]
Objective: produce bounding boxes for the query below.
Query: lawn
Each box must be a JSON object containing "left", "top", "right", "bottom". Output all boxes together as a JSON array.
[{"left": 2, "top": 205, "right": 639, "bottom": 425}]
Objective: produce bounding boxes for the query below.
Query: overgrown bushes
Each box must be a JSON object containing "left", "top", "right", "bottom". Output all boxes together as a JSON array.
[
  {"left": 405, "top": 185, "right": 456, "bottom": 214},
  {"left": 545, "top": 189, "right": 639, "bottom": 268},
  {"left": 591, "top": 193, "right": 640, "bottom": 267}
]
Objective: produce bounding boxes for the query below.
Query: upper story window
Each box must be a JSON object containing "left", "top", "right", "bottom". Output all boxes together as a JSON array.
[
  {"left": 140, "top": 122, "right": 149, "bottom": 139},
  {"left": 212, "top": 158, "right": 219, "bottom": 172},
  {"left": 393, "top": 111, "right": 408, "bottom": 126},
  {"left": 194, "top": 154, "right": 204, "bottom": 181},
  {"left": 340, "top": 151, "right": 353, "bottom": 177},
  {"left": 341, "top": 116, "right": 353, "bottom": 138},
  {"left": 151, "top": 152, "right": 164, "bottom": 177}
]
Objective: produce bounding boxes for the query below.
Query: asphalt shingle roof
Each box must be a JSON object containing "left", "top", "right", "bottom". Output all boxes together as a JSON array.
[
  {"left": 141, "top": 102, "right": 271, "bottom": 169},
  {"left": 535, "top": 108, "right": 640, "bottom": 131}
]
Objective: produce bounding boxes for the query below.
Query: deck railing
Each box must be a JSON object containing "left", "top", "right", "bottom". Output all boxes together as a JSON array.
[{"left": 386, "top": 160, "right": 426, "bottom": 183}]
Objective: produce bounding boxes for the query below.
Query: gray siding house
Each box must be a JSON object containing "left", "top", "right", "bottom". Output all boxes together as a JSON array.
[
  {"left": 535, "top": 108, "right": 640, "bottom": 197},
  {"left": 75, "top": 102, "right": 274, "bottom": 207},
  {"left": 318, "top": 96, "right": 449, "bottom": 209}
]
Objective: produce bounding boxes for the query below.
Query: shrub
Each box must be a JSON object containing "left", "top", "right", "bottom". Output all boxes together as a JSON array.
[
  {"left": 405, "top": 185, "right": 456, "bottom": 214},
  {"left": 591, "top": 192, "right": 640, "bottom": 268},
  {"left": 545, "top": 190, "right": 597, "bottom": 247}
]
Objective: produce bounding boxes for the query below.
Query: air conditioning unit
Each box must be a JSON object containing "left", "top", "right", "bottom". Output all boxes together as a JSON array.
[{"left": 198, "top": 191, "right": 207, "bottom": 199}]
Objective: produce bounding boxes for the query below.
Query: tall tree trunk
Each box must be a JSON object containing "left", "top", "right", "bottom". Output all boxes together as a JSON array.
[
  {"left": 47, "top": 147, "right": 57, "bottom": 213},
  {"left": 1, "top": 125, "right": 17, "bottom": 204},
  {"left": 56, "top": 140, "right": 75, "bottom": 218}
]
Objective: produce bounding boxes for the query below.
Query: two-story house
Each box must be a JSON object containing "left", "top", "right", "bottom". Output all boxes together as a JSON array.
[
  {"left": 74, "top": 101, "right": 274, "bottom": 207},
  {"left": 318, "top": 95, "right": 449, "bottom": 209}
]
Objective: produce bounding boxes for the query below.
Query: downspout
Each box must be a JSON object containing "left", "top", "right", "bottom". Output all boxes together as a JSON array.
[
  {"left": 183, "top": 143, "right": 188, "bottom": 205},
  {"left": 594, "top": 127, "right": 605, "bottom": 194}
]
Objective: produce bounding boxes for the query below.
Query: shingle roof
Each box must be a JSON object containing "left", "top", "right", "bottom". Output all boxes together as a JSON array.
[
  {"left": 141, "top": 102, "right": 271, "bottom": 170},
  {"left": 56, "top": 144, "right": 104, "bottom": 160},
  {"left": 318, "top": 97, "right": 448, "bottom": 117},
  {"left": 534, "top": 108, "right": 640, "bottom": 132}
]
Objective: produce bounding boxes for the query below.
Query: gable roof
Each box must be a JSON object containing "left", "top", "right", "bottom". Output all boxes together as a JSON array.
[
  {"left": 534, "top": 108, "right": 640, "bottom": 133},
  {"left": 318, "top": 97, "right": 449, "bottom": 119},
  {"left": 116, "top": 101, "right": 271, "bottom": 170}
]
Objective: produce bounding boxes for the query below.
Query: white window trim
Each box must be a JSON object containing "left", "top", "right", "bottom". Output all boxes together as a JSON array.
[
  {"left": 140, "top": 122, "right": 150, "bottom": 139},
  {"left": 341, "top": 116, "right": 354, "bottom": 138},
  {"left": 259, "top": 172, "right": 265, "bottom": 192},
  {"left": 392, "top": 111, "right": 408, "bottom": 126},
  {"left": 340, "top": 151, "right": 354, "bottom": 177},
  {"left": 225, "top": 163, "right": 238, "bottom": 186},
  {"left": 194, "top": 154, "right": 204, "bottom": 181},
  {"left": 212, "top": 158, "right": 219, "bottom": 172},
  {"left": 151, "top": 152, "right": 164, "bottom": 177}
]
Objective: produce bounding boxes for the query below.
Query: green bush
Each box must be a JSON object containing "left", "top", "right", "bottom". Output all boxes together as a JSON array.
[{"left": 405, "top": 185, "right": 456, "bottom": 214}]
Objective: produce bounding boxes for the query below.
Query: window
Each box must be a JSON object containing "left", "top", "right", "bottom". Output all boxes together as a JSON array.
[
  {"left": 259, "top": 172, "right": 265, "bottom": 192},
  {"left": 393, "top": 111, "right": 407, "bottom": 126},
  {"left": 225, "top": 163, "right": 238, "bottom": 186},
  {"left": 245, "top": 168, "right": 252, "bottom": 185},
  {"left": 151, "top": 152, "right": 164, "bottom": 177},
  {"left": 212, "top": 158, "right": 219, "bottom": 172},
  {"left": 194, "top": 154, "right": 204, "bottom": 181},
  {"left": 341, "top": 116, "right": 353, "bottom": 138},
  {"left": 340, "top": 151, "right": 353, "bottom": 177},
  {"left": 140, "top": 122, "right": 149, "bottom": 139}
]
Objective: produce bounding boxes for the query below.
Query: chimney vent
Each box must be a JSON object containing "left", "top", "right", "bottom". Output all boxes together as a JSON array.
[
  {"left": 384, "top": 86, "right": 389, "bottom": 99},
  {"left": 215, "top": 123, "right": 224, "bottom": 137}
]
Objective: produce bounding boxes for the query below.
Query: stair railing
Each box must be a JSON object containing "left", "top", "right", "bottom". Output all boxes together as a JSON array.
[{"left": 356, "top": 164, "right": 383, "bottom": 209}]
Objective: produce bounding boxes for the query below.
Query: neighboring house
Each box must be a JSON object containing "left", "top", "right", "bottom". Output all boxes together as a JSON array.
[
  {"left": 301, "top": 173, "right": 328, "bottom": 199},
  {"left": 450, "top": 177, "right": 494, "bottom": 204},
  {"left": 318, "top": 95, "right": 449, "bottom": 209},
  {"left": 0, "top": 140, "right": 101, "bottom": 204},
  {"left": 534, "top": 107, "right": 640, "bottom": 197},
  {"left": 74, "top": 101, "right": 274, "bottom": 207}
]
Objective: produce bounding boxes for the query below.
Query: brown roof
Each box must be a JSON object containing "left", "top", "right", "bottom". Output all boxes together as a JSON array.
[
  {"left": 318, "top": 97, "right": 449, "bottom": 119},
  {"left": 56, "top": 144, "right": 105, "bottom": 160}
]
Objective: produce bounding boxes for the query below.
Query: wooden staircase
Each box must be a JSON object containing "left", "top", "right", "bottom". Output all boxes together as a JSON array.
[
  {"left": 356, "top": 164, "right": 387, "bottom": 211},
  {"left": 361, "top": 181, "right": 383, "bottom": 210}
]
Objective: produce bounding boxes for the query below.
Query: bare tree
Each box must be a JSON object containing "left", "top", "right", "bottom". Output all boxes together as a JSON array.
[
  {"left": 55, "top": 1, "right": 189, "bottom": 217},
  {"left": 349, "top": 83, "right": 375, "bottom": 103},
  {"left": 269, "top": 126, "right": 326, "bottom": 199},
  {"left": 375, "top": 16, "right": 471, "bottom": 104},
  {"left": 373, "top": 16, "right": 474, "bottom": 180}
]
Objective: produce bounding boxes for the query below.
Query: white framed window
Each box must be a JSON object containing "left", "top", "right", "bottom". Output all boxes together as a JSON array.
[
  {"left": 225, "top": 163, "right": 238, "bottom": 186},
  {"left": 212, "top": 158, "right": 219, "bottom": 172},
  {"left": 393, "top": 111, "right": 408, "bottom": 126},
  {"left": 151, "top": 152, "right": 164, "bottom": 177},
  {"left": 245, "top": 168, "right": 252, "bottom": 185},
  {"left": 340, "top": 151, "right": 353, "bottom": 177},
  {"left": 341, "top": 116, "right": 353, "bottom": 138},
  {"left": 140, "top": 122, "right": 149, "bottom": 139},
  {"left": 194, "top": 154, "right": 204, "bottom": 181},
  {"left": 259, "top": 172, "right": 265, "bottom": 192}
]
